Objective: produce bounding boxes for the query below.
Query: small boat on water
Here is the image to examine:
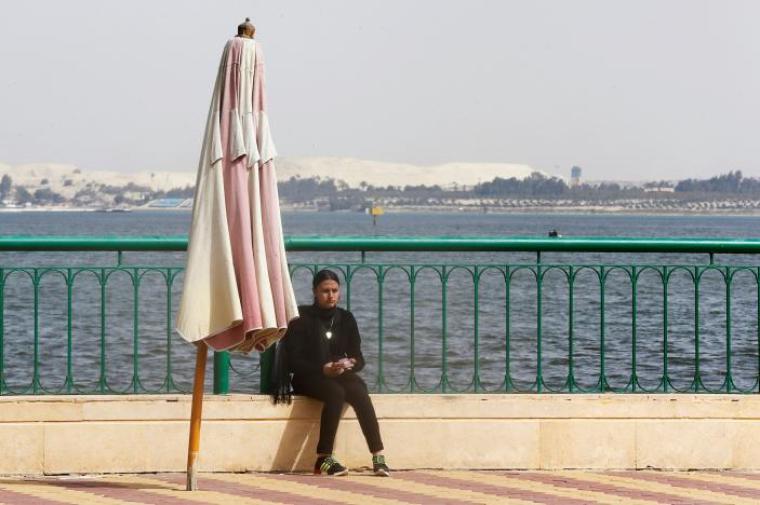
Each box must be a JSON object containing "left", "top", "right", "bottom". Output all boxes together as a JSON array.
[{"left": 96, "top": 207, "right": 132, "bottom": 213}]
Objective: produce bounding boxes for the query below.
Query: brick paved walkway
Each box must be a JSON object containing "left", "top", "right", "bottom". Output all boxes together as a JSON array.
[{"left": 2, "top": 470, "right": 760, "bottom": 504}]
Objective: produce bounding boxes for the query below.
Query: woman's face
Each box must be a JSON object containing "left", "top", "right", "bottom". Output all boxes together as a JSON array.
[{"left": 314, "top": 279, "right": 340, "bottom": 309}]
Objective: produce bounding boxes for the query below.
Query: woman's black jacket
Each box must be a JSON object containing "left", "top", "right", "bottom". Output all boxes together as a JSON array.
[{"left": 271, "top": 304, "right": 365, "bottom": 403}]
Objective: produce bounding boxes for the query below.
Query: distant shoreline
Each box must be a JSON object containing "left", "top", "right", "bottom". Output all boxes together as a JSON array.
[
  {"left": 386, "top": 207, "right": 760, "bottom": 217},
  {"left": 6, "top": 205, "right": 760, "bottom": 218}
]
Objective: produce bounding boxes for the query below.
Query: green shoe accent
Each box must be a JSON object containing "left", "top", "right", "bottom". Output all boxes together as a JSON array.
[
  {"left": 314, "top": 455, "right": 348, "bottom": 476},
  {"left": 372, "top": 454, "right": 391, "bottom": 477}
]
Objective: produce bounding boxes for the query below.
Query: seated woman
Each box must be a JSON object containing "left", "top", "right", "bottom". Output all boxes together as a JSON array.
[{"left": 272, "top": 269, "right": 390, "bottom": 477}]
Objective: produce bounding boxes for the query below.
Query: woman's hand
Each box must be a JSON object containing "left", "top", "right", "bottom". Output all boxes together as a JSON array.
[{"left": 322, "top": 361, "right": 345, "bottom": 377}]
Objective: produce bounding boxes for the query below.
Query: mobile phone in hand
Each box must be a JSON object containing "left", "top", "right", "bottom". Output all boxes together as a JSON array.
[{"left": 336, "top": 357, "right": 353, "bottom": 370}]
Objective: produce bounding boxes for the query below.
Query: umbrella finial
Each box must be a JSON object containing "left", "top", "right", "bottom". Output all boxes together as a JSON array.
[{"left": 237, "top": 17, "right": 256, "bottom": 38}]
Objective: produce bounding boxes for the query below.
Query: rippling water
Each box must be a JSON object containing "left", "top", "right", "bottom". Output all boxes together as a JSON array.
[{"left": 2, "top": 210, "right": 760, "bottom": 394}]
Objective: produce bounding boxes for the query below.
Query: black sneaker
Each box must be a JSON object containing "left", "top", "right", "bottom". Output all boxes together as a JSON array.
[
  {"left": 314, "top": 455, "right": 348, "bottom": 476},
  {"left": 372, "top": 454, "right": 391, "bottom": 477}
]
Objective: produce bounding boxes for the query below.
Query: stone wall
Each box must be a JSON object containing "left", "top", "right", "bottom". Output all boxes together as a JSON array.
[{"left": 1, "top": 394, "right": 759, "bottom": 475}]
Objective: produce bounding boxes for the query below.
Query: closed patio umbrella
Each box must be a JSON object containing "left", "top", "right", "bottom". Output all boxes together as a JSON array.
[{"left": 178, "top": 19, "right": 299, "bottom": 490}]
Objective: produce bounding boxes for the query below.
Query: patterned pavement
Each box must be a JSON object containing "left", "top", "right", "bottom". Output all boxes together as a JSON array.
[{"left": 2, "top": 470, "right": 760, "bottom": 504}]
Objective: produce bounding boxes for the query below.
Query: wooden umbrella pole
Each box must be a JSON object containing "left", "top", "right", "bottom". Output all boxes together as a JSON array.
[{"left": 186, "top": 343, "right": 208, "bottom": 491}]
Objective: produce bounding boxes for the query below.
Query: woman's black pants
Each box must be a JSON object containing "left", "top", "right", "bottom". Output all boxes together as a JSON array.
[{"left": 292, "top": 373, "right": 383, "bottom": 455}]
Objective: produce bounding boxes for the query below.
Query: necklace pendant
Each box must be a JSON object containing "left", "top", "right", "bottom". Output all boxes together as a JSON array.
[{"left": 325, "top": 331, "right": 333, "bottom": 339}]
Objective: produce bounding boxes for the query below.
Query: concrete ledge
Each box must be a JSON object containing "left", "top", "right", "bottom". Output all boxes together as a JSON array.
[{"left": 2, "top": 394, "right": 760, "bottom": 475}]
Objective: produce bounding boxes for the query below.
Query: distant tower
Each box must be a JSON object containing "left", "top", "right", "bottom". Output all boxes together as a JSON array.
[{"left": 570, "top": 166, "right": 582, "bottom": 187}]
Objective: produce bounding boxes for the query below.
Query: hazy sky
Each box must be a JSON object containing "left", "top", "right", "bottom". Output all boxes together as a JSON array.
[{"left": 1, "top": 0, "right": 759, "bottom": 180}]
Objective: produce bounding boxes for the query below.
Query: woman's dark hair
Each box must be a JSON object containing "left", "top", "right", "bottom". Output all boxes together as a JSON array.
[{"left": 313, "top": 269, "right": 341, "bottom": 289}]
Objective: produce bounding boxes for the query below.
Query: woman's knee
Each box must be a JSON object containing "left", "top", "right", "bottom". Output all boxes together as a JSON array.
[
  {"left": 342, "top": 381, "right": 372, "bottom": 406},
  {"left": 321, "top": 382, "right": 346, "bottom": 407}
]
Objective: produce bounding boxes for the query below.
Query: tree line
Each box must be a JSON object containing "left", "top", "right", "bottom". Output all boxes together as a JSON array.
[
  {"left": 278, "top": 170, "right": 760, "bottom": 203},
  {"left": 3, "top": 169, "right": 760, "bottom": 208}
]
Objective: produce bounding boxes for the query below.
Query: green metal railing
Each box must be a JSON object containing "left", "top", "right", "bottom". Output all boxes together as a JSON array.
[
  {"left": 2, "top": 235, "right": 760, "bottom": 395},
  {"left": 4, "top": 235, "right": 760, "bottom": 253}
]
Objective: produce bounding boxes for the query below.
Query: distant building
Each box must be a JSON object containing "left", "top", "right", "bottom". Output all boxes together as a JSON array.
[
  {"left": 644, "top": 186, "right": 675, "bottom": 193},
  {"left": 570, "top": 166, "right": 582, "bottom": 187},
  {"left": 144, "top": 198, "right": 190, "bottom": 209}
]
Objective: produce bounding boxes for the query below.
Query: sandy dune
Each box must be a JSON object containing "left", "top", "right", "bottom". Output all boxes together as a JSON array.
[{"left": 0, "top": 157, "right": 542, "bottom": 199}]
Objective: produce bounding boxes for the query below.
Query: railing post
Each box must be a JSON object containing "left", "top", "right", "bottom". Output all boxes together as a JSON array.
[
  {"left": 99, "top": 269, "right": 107, "bottom": 393},
  {"left": 441, "top": 265, "right": 448, "bottom": 393},
  {"left": 345, "top": 265, "right": 352, "bottom": 312},
  {"left": 409, "top": 266, "right": 416, "bottom": 393},
  {"left": 259, "top": 347, "right": 274, "bottom": 394},
  {"left": 32, "top": 270, "right": 40, "bottom": 394},
  {"left": 504, "top": 265, "right": 512, "bottom": 392},
  {"left": 757, "top": 267, "right": 760, "bottom": 393},
  {"left": 0, "top": 268, "right": 4, "bottom": 396},
  {"left": 473, "top": 265, "right": 480, "bottom": 392},
  {"left": 568, "top": 266, "right": 575, "bottom": 392},
  {"left": 213, "top": 351, "right": 230, "bottom": 394},
  {"left": 132, "top": 269, "right": 141, "bottom": 393},
  {"left": 662, "top": 267, "right": 669, "bottom": 392},
  {"left": 599, "top": 266, "right": 605, "bottom": 392},
  {"left": 165, "top": 269, "right": 176, "bottom": 393},
  {"left": 536, "top": 263, "right": 543, "bottom": 393},
  {"left": 65, "top": 268, "right": 73, "bottom": 393},
  {"left": 377, "top": 266, "right": 385, "bottom": 392},
  {"left": 725, "top": 267, "right": 733, "bottom": 393},
  {"left": 630, "top": 266, "right": 637, "bottom": 392},
  {"left": 694, "top": 267, "right": 701, "bottom": 392}
]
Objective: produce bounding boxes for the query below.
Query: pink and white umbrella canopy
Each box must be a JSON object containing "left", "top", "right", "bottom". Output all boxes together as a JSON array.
[{"left": 177, "top": 36, "right": 298, "bottom": 353}]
